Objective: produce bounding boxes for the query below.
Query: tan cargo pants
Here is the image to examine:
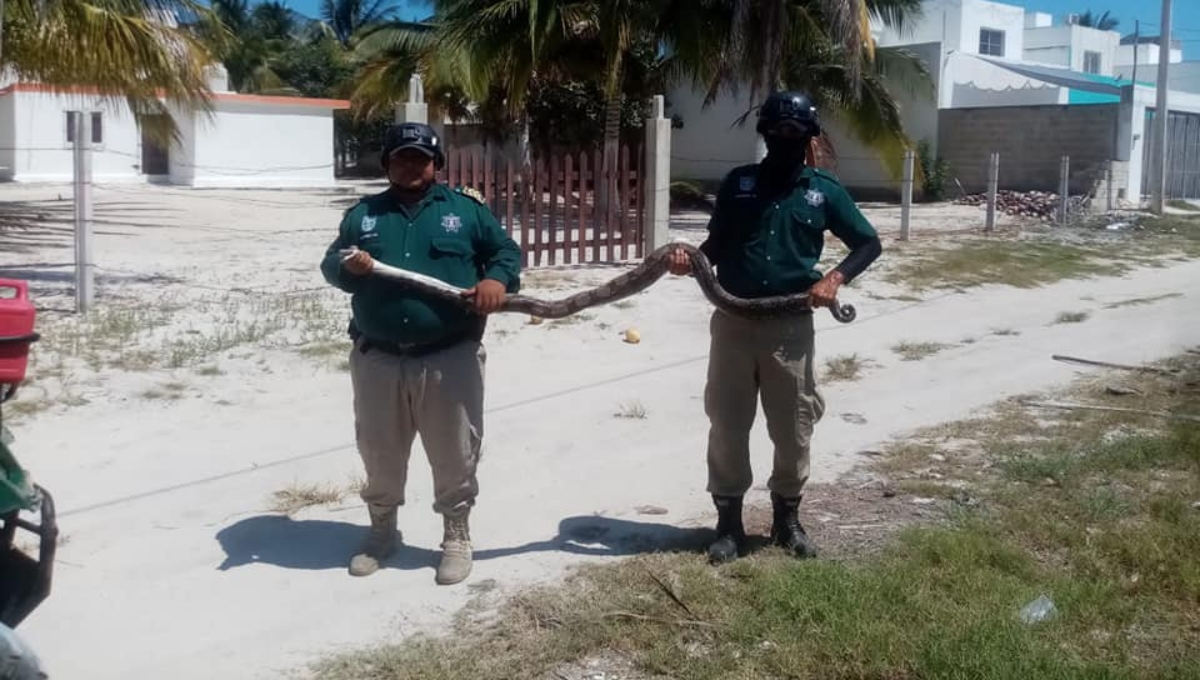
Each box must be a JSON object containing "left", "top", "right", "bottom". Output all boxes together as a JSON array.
[
  {"left": 705, "top": 309, "right": 826, "bottom": 498},
  {"left": 348, "top": 338, "right": 485, "bottom": 519}
]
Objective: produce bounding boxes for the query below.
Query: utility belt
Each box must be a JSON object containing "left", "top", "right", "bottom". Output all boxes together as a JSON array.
[{"left": 348, "top": 320, "right": 481, "bottom": 358}]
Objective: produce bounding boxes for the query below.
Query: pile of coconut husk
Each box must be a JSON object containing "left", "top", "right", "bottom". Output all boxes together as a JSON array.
[{"left": 957, "top": 190, "right": 1091, "bottom": 221}]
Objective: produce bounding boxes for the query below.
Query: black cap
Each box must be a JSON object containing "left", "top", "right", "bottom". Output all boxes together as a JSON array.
[
  {"left": 756, "top": 91, "right": 821, "bottom": 137},
  {"left": 381, "top": 122, "right": 445, "bottom": 168}
]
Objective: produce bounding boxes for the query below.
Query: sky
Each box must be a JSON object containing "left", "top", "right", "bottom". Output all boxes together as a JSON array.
[{"left": 280, "top": 0, "right": 1199, "bottom": 61}]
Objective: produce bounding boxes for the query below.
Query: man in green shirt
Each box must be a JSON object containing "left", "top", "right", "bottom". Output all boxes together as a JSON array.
[
  {"left": 321, "top": 122, "right": 521, "bottom": 585},
  {"left": 668, "top": 91, "right": 882, "bottom": 564}
]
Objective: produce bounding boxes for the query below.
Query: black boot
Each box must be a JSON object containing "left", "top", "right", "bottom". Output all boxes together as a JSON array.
[
  {"left": 707, "top": 495, "right": 746, "bottom": 564},
  {"left": 771, "top": 492, "right": 817, "bottom": 559}
]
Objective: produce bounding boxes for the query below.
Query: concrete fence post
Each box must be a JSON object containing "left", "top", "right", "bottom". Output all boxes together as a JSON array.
[
  {"left": 72, "top": 111, "right": 94, "bottom": 314},
  {"left": 1058, "top": 155, "right": 1070, "bottom": 225},
  {"left": 642, "top": 95, "right": 672, "bottom": 254},
  {"left": 899, "top": 149, "right": 914, "bottom": 241},
  {"left": 985, "top": 152, "right": 1000, "bottom": 233},
  {"left": 395, "top": 74, "right": 428, "bottom": 125}
]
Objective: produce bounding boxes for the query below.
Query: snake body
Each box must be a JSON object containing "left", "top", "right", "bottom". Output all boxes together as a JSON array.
[{"left": 341, "top": 243, "right": 856, "bottom": 323}]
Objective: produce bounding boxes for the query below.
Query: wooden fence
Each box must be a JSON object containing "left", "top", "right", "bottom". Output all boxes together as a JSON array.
[{"left": 443, "top": 144, "right": 645, "bottom": 267}]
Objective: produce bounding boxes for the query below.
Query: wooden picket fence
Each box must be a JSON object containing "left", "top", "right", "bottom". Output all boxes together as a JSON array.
[{"left": 443, "top": 144, "right": 645, "bottom": 267}]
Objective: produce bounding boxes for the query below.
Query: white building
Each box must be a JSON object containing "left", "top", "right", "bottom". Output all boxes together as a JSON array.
[
  {"left": 668, "top": 0, "right": 1200, "bottom": 201},
  {"left": 0, "top": 67, "right": 349, "bottom": 187}
]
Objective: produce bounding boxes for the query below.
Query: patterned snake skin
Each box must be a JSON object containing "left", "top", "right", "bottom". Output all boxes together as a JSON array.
[{"left": 340, "top": 243, "right": 856, "bottom": 323}]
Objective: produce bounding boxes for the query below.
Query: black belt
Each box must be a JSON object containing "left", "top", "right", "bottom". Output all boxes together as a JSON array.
[{"left": 348, "top": 322, "right": 475, "bottom": 358}]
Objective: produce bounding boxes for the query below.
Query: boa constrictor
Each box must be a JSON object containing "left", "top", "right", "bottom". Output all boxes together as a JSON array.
[{"left": 339, "top": 243, "right": 857, "bottom": 323}]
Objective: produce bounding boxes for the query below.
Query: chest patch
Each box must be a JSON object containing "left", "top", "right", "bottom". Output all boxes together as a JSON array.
[
  {"left": 441, "top": 213, "right": 462, "bottom": 233},
  {"left": 361, "top": 214, "right": 377, "bottom": 232},
  {"left": 804, "top": 189, "right": 825, "bottom": 207},
  {"left": 737, "top": 176, "right": 756, "bottom": 194}
]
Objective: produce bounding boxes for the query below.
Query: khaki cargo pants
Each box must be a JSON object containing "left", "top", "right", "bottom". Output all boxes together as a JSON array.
[
  {"left": 348, "top": 338, "right": 485, "bottom": 519},
  {"left": 705, "top": 309, "right": 826, "bottom": 498}
]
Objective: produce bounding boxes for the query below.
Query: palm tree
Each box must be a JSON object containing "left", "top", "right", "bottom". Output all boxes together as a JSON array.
[
  {"left": 1, "top": 0, "right": 228, "bottom": 143},
  {"left": 320, "top": 0, "right": 402, "bottom": 49},
  {"left": 1076, "top": 10, "right": 1118, "bottom": 31},
  {"left": 208, "top": 0, "right": 294, "bottom": 93},
  {"left": 698, "top": 0, "right": 926, "bottom": 166}
]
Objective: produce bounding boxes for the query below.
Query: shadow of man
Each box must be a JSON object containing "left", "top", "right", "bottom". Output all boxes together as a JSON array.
[{"left": 214, "top": 514, "right": 723, "bottom": 572}]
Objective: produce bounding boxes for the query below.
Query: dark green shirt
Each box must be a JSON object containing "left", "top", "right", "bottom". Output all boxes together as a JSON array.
[
  {"left": 700, "top": 164, "right": 879, "bottom": 298},
  {"left": 320, "top": 184, "right": 522, "bottom": 345}
]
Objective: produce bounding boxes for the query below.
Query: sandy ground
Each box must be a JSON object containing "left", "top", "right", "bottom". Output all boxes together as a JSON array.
[{"left": 2, "top": 181, "right": 1198, "bottom": 680}]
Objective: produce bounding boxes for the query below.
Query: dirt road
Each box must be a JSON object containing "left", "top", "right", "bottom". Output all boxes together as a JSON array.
[{"left": 4, "top": 184, "right": 1196, "bottom": 679}]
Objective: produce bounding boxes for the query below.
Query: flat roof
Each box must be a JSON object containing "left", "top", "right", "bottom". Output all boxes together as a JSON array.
[{"left": 0, "top": 83, "right": 350, "bottom": 109}]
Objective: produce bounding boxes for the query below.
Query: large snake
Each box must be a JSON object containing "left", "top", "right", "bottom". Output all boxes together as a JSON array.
[{"left": 339, "top": 243, "right": 856, "bottom": 323}]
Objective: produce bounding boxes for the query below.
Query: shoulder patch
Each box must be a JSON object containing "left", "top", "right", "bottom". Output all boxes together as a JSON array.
[
  {"left": 810, "top": 167, "right": 841, "bottom": 183},
  {"left": 456, "top": 186, "right": 486, "bottom": 204}
]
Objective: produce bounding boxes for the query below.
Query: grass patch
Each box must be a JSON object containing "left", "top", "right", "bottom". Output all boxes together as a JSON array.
[
  {"left": 614, "top": 401, "right": 648, "bottom": 419},
  {"left": 1166, "top": 199, "right": 1199, "bottom": 212},
  {"left": 1104, "top": 293, "right": 1183, "bottom": 309},
  {"left": 884, "top": 240, "right": 1124, "bottom": 291},
  {"left": 298, "top": 340, "right": 351, "bottom": 359},
  {"left": 992, "top": 328, "right": 1021, "bottom": 337},
  {"left": 823, "top": 354, "right": 867, "bottom": 382},
  {"left": 892, "top": 341, "right": 950, "bottom": 361},
  {"left": 196, "top": 364, "right": 224, "bottom": 377},
  {"left": 1054, "top": 311, "right": 1091, "bottom": 325},
  {"left": 269, "top": 482, "right": 345, "bottom": 515},
  {"left": 309, "top": 354, "right": 1200, "bottom": 680}
]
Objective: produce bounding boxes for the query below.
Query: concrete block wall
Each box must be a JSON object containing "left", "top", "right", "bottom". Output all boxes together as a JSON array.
[{"left": 937, "top": 104, "right": 1120, "bottom": 195}]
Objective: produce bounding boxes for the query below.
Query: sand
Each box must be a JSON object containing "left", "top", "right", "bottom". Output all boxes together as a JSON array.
[{"left": 1, "top": 181, "right": 1196, "bottom": 679}]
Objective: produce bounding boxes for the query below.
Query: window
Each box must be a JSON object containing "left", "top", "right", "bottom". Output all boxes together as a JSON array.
[
  {"left": 65, "top": 112, "right": 104, "bottom": 145},
  {"left": 1083, "top": 51, "right": 1102, "bottom": 74},
  {"left": 979, "top": 28, "right": 1005, "bottom": 56}
]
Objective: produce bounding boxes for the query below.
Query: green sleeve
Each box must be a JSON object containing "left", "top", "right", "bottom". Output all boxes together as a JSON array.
[
  {"left": 823, "top": 179, "right": 878, "bottom": 249},
  {"left": 320, "top": 209, "right": 364, "bottom": 293},
  {"left": 699, "top": 174, "right": 736, "bottom": 261},
  {"left": 473, "top": 203, "right": 523, "bottom": 293}
]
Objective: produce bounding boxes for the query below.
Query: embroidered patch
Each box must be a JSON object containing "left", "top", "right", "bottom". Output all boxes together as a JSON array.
[
  {"left": 361, "top": 214, "right": 377, "bottom": 232},
  {"left": 458, "top": 186, "right": 485, "bottom": 203},
  {"left": 738, "top": 176, "right": 756, "bottom": 193},
  {"left": 805, "top": 189, "right": 825, "bottom": 207},
  {"left": 442, "top": 213, "right": 462, "bottom": 233}
]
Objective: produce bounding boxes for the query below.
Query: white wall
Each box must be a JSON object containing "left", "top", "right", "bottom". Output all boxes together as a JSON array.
[
  {"left": 1024, "top": 25, "right": 1119, "bottom": 74},
  {"left": 187, "top": 100, "right": 337, "bottom": 187},
  {"left": 0, "top": 95, "right": 15, "bottom": 180},
  {"left": 168, "top": 105, "right": 197, "bottom": 185},
  {"left": 1122, "top": 86, "right": 1200, "bottom": 200},
  {"left": 955, "top": 0, "right": 1026, "bottom": 59},
  {"left": 1115, "top": 44, "right": 1184, "bottom": 69},
  {"left": 1113, "top": 61, "right": 1200, "bottom": 95},
  {"left": 666, "top": 86, "right": 757, "bottom": 182},
  {"left": 7, "top": 91, "right": 145, "bottom": 183}
]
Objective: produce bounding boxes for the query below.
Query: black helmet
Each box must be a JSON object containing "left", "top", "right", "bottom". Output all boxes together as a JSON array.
[
  {"left": 381, "top": 122, "right": 445, "bottom": 170},
  {"left": 756, "top": 91, "right": 821, "bottom": 137}
]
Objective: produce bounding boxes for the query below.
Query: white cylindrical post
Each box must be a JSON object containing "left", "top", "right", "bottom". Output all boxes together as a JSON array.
[
  {"left": 73, "top": 112, "right": 94, "bottom": 313},
  {"left": 900, "top": 149, "right": 914, "bottom": 241},
  {"left": 986, "top": 152, "right": 999, "bottom": 233}
]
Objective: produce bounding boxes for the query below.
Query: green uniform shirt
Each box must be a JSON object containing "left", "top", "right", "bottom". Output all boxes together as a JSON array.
[
  {"left": 701, "top": 164, "right": 878, "bottom": 298},
  {"left": 320, "top": 184, "right": 522, "bottom": 346}
]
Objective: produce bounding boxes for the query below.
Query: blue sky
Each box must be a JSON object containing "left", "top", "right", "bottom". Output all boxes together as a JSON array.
[{"left": 281, "top": 0, "right": 1198, "bottom": 60}]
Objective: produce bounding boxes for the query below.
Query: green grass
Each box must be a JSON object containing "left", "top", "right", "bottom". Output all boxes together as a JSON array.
[
  {"left": 892, "top": 341, "right": 951, "bottom": 361},
  {"left": 822, "top": 354, "right": 868, "bottom": 382},
  {"left": 309, "top": 355, "right": 1200, "bottom": 680},
  {"left": 884, "top": 217, "right": 1200, "bottom": 292},
  {"left": 884, "top": 241, "right": 1125, "bottom": 291},
  {"left": 1166, "top": 199, "right": 1200, "bottom": 212},
  {"left": 1054, "top": 311, "right": 1091, "bottom": 325}
]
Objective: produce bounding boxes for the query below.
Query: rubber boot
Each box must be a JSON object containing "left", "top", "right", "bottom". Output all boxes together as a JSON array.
[
  {"left": 349, "top": 504, "right": 398, "bottom": 576},
  {"left": 770, "top": 492, "right": 817, "bottom": 559},
  {"left": 707, "top": 495, "right": 746, "bottom": 564},
  {"left": 436, "top": 511, "right": 473, "bottom": 585}
]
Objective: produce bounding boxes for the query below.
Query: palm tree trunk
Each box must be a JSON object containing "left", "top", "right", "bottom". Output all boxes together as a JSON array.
[{"left": 597, "top": 94, "right": 623, "bottom": 222}]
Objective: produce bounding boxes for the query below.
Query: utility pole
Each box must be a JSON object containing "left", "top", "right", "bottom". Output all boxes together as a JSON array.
[
  {"left": 1150, "top": 0, "right": 1173, "bottom": 215},
  {"left": 72, "top": 112, "right": 95, "bottom": 313},
  {"left": 1132, "top": 20, "right": 1142, "bottom": 85}
]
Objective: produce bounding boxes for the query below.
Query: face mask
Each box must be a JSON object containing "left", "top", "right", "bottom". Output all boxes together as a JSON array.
[{"left": 765, "top": 135, "right": 809, "bottom": 164}]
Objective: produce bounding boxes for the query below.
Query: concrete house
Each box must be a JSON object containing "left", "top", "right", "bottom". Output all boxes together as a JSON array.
[
  {"left": 0, "top": 66, "right": 349, "bottom": 187},
  {"left": 668, "top": 0, "right": 1200, "bottom": 202}
]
